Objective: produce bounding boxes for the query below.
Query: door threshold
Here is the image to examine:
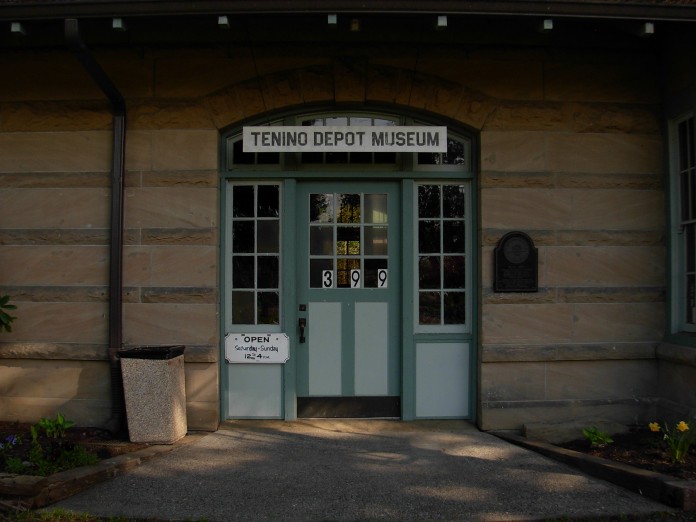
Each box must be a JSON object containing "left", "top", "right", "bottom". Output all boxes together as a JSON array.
[{"left": 297, "top": 396, "right": 401, "bottom": 418}]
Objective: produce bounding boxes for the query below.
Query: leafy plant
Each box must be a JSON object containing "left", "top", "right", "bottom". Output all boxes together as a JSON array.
[
  {"left": 37, "top": 412, "right": 74, "bottom": 439},
  {"left": 649, "top": 420, "right": 695, "bottom": 464},
  {"left": 582, "top": 426, "right": 614, "bottom": 447},
  {"left": 0, "top": 294, "right": 17, "bottom": 333},
  {"left": 27, "top": 444, "right": 97, "bottom": 476},
  {"left": 0, "top": 434, "right": 23, "bottom": 473},
  {"left": 4, "top": 455, "right": 26, "bottom": 474},
  {"left": 2, "top": 414, "right": 97, "bottom": 476}
]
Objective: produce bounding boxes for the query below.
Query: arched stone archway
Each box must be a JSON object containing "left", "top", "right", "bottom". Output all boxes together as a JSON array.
[{"left": 203, "top": 62, "right": 494, "bottom": 132}]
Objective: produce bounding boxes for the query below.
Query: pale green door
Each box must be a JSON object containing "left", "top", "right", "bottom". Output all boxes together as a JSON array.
[{"left": 296, "top": 182, "right": 401, "bottom": 417}]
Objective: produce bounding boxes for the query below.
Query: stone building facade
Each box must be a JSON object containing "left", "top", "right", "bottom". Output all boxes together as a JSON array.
[{"left": 0, "top": 1, "right": 695, "bottom": 433}]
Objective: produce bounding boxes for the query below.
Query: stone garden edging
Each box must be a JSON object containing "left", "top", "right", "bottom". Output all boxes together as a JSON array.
[
  {"left": 493, "top": 431, "right": 696, "bottom": 512},
  {"left": 0, "top": 433, "right": 205, "bottom": 511}
]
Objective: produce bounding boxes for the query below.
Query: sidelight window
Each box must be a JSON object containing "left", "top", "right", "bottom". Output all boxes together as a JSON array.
[
  {"left": 671, "top": 115, "right": 696, "bottom": 332},
  {"left": 416, "top": 183, "right": 468, "bottom": 330},
  {"left": 230, "top": 183, "right": 281, "bottom": 325}
]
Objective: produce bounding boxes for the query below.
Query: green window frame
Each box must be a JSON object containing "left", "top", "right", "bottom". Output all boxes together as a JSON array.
[
  {"left": 222, "top": 111, "right": 476, "bottom": 336},
  {"left": 670, "top": 113, "right": 696, "bottom": 334},
  {"left": 227, "top": 182, "right": 282, "bottom": 329},
  {"left": 415, "top": 182, "right": 471, "bottom": 334}
]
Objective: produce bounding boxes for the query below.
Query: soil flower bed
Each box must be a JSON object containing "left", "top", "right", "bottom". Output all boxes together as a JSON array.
[
  {"left": 562, "top": 427, "right": 696, "bottom": 481},
  {"left": 0, "top": 422, "right": 146, "bottom": 477}
]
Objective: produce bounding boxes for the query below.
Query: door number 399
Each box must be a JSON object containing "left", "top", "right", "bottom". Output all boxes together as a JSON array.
[{"left": 321, "top": 269, "right": 388, "bottom": 288}]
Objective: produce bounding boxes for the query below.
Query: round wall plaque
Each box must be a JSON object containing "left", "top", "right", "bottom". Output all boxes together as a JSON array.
[{"left": 503, "top": 236, "right": 531, "bottom": 264}]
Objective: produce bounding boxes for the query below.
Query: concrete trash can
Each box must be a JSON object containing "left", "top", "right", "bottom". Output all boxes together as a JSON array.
[{"left": 119, "top": 345, "right": 187, "bottom": 444}]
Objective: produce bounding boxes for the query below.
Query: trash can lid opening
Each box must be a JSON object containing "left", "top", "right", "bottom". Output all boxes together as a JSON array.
[{"left": 118, "top": 345, "right": 185, "bottom": 360}]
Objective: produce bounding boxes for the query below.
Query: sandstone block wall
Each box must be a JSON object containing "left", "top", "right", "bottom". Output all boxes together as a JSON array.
[
  {"left": 0, "top": 49, "right": 220, "bottom": 430},
  {"left": 0, "top": 19, "right": 677, "bottom": 430},
  {"left": 475, "top": 47, "right": 665, "bottom": 428}
]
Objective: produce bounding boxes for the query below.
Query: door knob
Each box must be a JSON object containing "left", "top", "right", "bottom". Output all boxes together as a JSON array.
[{"left": 298, "top": 318, "right": 306, "bottom": 343}]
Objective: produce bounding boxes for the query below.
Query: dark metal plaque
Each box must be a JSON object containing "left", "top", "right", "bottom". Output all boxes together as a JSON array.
[{"left": 494, "top": 231, "right": 538, "bottom": 292}]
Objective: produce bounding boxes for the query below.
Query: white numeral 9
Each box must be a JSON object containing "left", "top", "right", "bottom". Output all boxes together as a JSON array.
[
  {"left": 378, "top": 269, "right": 388, "bottom": 288},
  {"left": 351, "top": 270, "right": 361, "bottom": 288}
]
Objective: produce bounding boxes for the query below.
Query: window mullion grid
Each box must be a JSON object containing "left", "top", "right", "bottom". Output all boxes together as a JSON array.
[
  {"left": 360, "top": 193, "right": 365, "bottom": 285},
  {"left": 689, "top": 119, "right": 695, "bottom": 222},
  {"left": 332, "top": 193, "right": 337, "bottom": 282},
  {"left": 688, "top": 119, "right": 696, "bottom": 325},
  {"left": 439, "top": 185, "right": 445, "bottom": 325},
  {"left": 678, "top": 117, "right": 696, "bottom": 327},
  {"left": 253, "top": 188, "right": 259, "bottom": 325},
  {"left": 688, "top": 164, "right": 693, "bottom": 223}
]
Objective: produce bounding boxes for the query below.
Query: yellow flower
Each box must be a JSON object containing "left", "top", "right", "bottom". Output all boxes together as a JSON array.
[
  {"left": 649, "top": 422, "right": 661, "bottom": 432},
  {"left": 677, "top": 421, "right": 689, "bottom": 432}
]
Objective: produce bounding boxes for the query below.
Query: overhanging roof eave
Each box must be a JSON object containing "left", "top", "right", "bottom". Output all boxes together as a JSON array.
[{"left": 2, "top": 0, "right": 696, "bottom": 22}]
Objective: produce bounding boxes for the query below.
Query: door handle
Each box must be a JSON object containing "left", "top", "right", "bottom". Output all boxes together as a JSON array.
[{"left": 298, "top": 318, "right": 306, "bottom": 343}]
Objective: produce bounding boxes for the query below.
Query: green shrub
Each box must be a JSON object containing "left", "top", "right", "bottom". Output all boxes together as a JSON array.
[
  {"left": 2, "top": 413, "right": 98, "bottom": 476},
  {"left": 0, "top": 294, "right": 17, "bottom": 333},
  {"left": 582, "top": 426, "right": 614, "bottom": 447}
]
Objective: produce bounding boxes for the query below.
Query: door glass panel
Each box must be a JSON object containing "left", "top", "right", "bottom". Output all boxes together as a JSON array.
[
  {"left": 232, "top": 291, "right": 255, "bottom": 324},
  {"left": 257, "top": 221, "right": 279, "bottom": 253},
  {"left": 337, "top": 258, "right": 360, "bottom": 288},
  {"left": 337, "top": 227, "right": 360, "bottom": 255},
  {"left": 257, "top": 185, "right": 280, "bottom": 217},
  {"left": 310, "top": 227, "right": 333, "bottom": 255},
  {"left": 310, "top": 194, "right": 334, "bottom": 223},
  {"left": 257, "top": 256, "right": 279, "bottom": 288},
  {"left": 232, "top": 256, "right": 254, "bottom": 288},
  {"left": 689, "top": 274, "right": 696, "bottom": 324},
  {"left": 443, "top": 185, "right": 466, "bottom": 218},
  {"left": 444, "top": 292, "right": 466, "bottom": 324},
  {"left": 418, "top": 221, "right": 440, "bottom": 253},
  {"left": 365, "top": 194, "right": 388, "bottom": 223},
  {"left": 257, "top": 292, "right": 279, "bottom": 325},
  {"left": 232, "top": 221, "right": 254, "bottom": 253},
  {"left": 365, "top": 226, "right": 387, "bottom": 255},
  {"left": 365, "top": 258, "right": 388, "bottom": 288},
  {"left": 233, "top": 186, "right": 254, "bottom": 217},
  {"left": 337, "top": 194, "right": 361, "bottom": 223},
  {"left": 443, "top": 221, "right": 465, "bottom": 253},
  {"left": 418, "top": 185, "right": 440, "bottom": 218},
  {"left": 419, "top": 256, "right": 440, "bottom": 289},
  {"left": 443, "top": 256, "right": 465, "bottom": 288},
  {"left": 419, "top": 292, "right": 441, "bottom": 324},
  {"left": 310, "top": 259, "right": 333, "bottom": 288},
  {"left": 688, "top": 224, "right": 695, "bottom": 272}
]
